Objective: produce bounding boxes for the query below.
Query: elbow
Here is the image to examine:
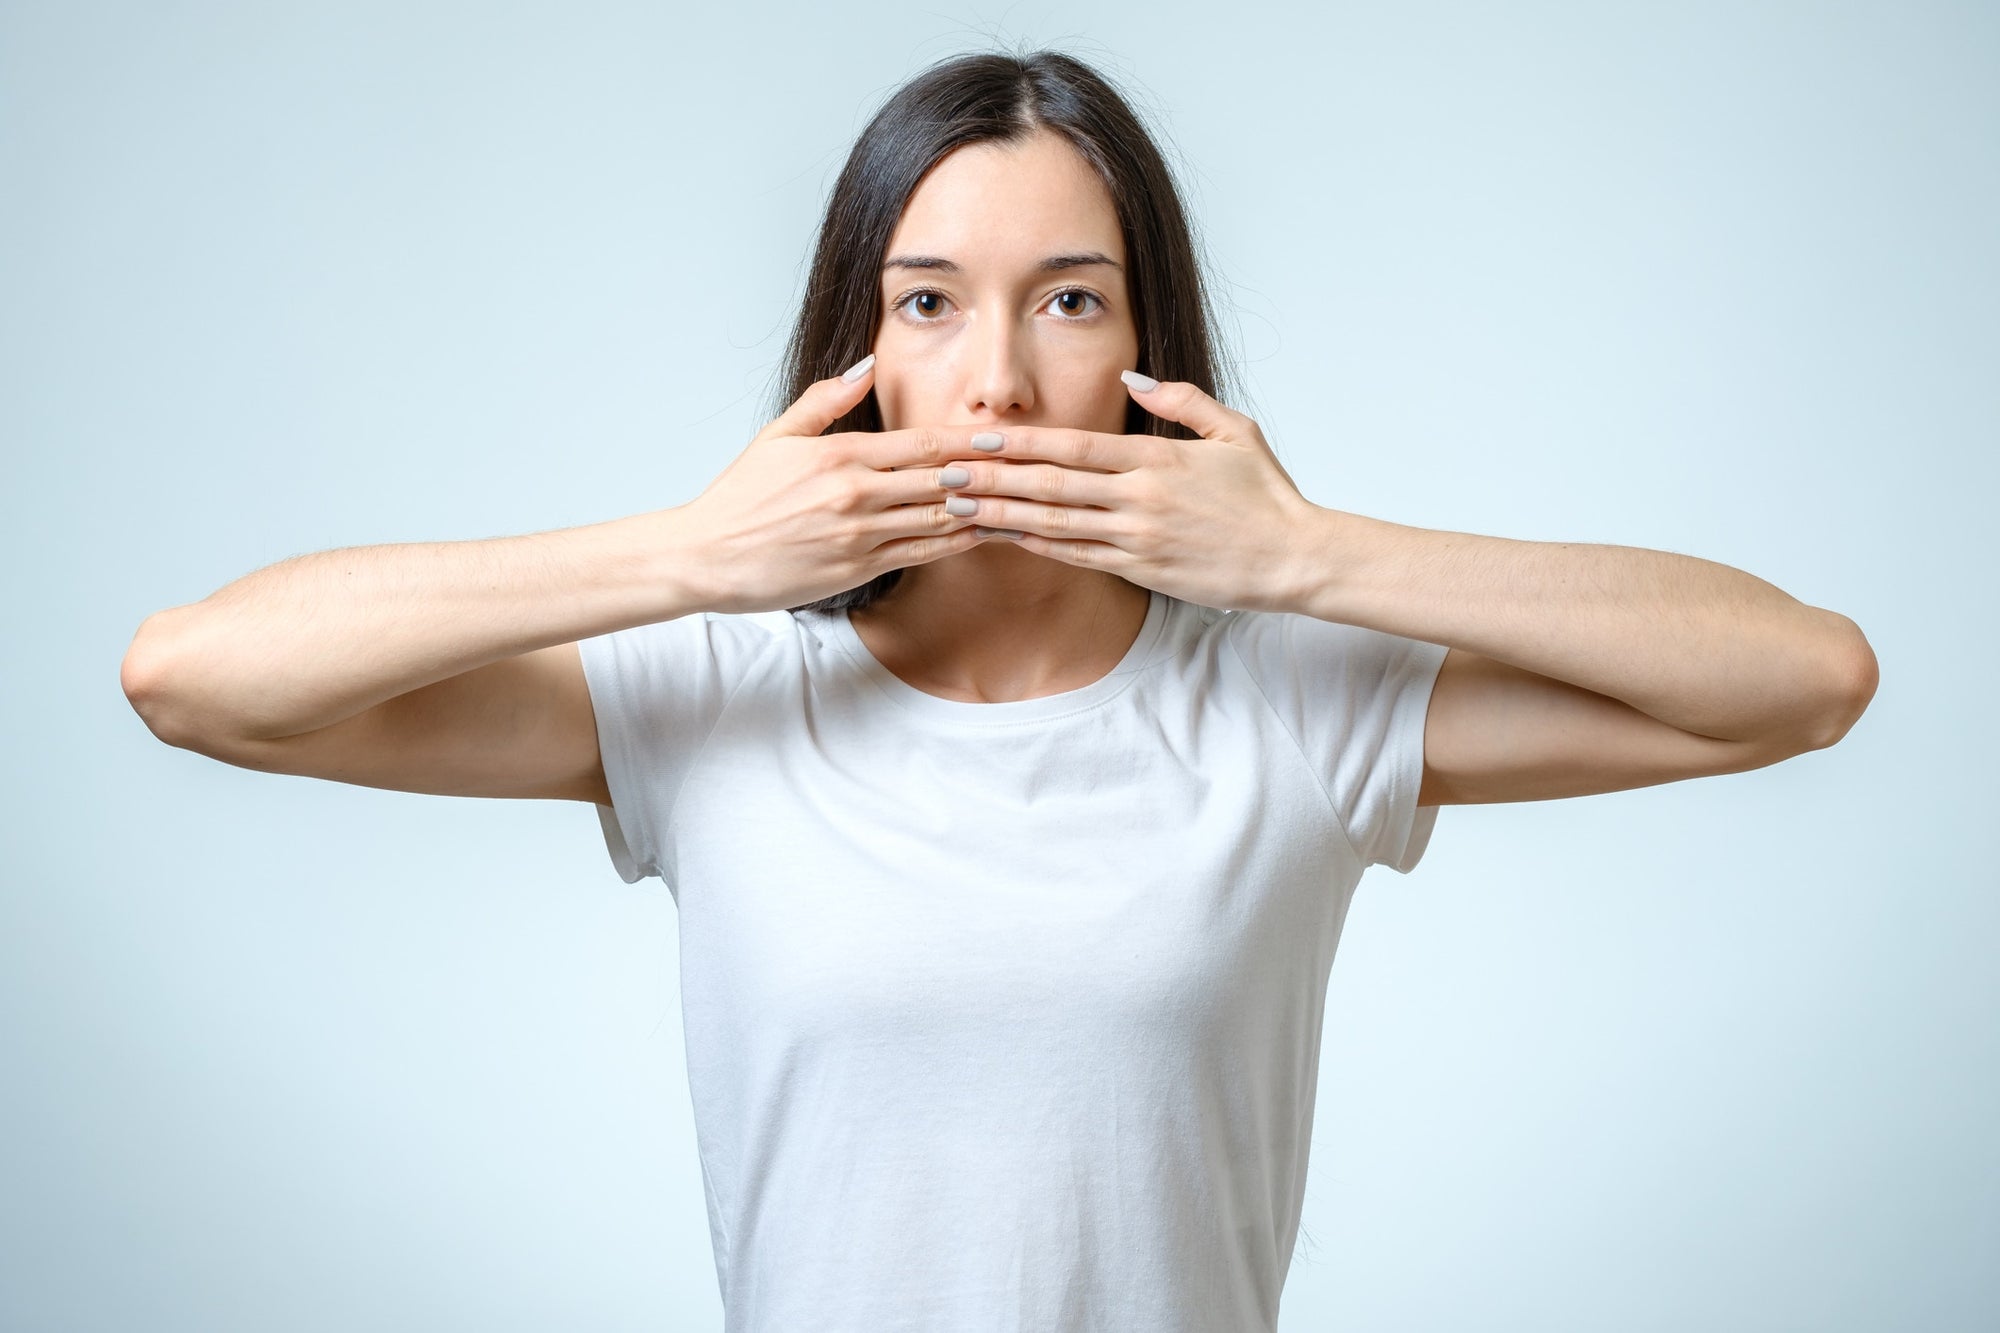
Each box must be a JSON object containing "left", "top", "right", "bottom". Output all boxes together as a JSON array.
[
  {"left": 121, "top": 614, "right": 200, "bottom": 750},
  {"left": 1805, "top": 618, "right": 1880, "bottom": 751}
]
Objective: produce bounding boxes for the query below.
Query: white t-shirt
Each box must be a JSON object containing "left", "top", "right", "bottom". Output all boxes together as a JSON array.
[{"left": 579, "top": 588, "right": 1447, "bottom": 1332}]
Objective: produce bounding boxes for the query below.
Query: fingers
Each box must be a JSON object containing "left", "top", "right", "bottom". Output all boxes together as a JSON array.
[
  {"left": 758, "top": 353, "right": 879, "bottom": 442},
  {"left": 1120, "top": 371, "right": 1244, "bottom": 441},
  {"left": 848, "top": 423, "right": 1141, "bottom": 474},
  {"left": 843, "top": 423, "right": 1015, "bottom": 473},
  {"left": 773, "top": 363, "right": 1237, "bottom": 467},
  {"left": 868, "top": 521, "right": 998, "bottom": 572},
  {"left": 874, "top": 458, "right": 1119, "bottom": 511},
  {"left": 903, "top": 493, "right": 1125, "bottom": 546},
  {"left": 760, "top": 356, "right": 1006, "bottom": 468}
]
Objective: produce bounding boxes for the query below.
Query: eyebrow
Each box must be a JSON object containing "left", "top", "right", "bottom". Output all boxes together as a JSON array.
[{"left": 880, "top": 251, "right": 1124, "bottom": 275}]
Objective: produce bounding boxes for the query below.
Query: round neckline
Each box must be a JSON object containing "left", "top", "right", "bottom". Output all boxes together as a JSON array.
[{"left": 815, "top": 588, "right": 1169, "bottom": 725}]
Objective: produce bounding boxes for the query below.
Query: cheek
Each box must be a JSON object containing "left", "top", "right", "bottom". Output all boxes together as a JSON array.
[
  {"left": 870, "top": 371, "right": 914, "bottom": 460},
  {"left": 869, "top": 369, "right": 937, "bottom": 431},
  {"left": 1043, "top": 358, "right": 1132, "bottom": 430},
  {"left": 868, "top": 331, "right": 956, "bottom": 428},
  {"left": 1044, "top": 324, "right": 1140, "bottom": 422}
]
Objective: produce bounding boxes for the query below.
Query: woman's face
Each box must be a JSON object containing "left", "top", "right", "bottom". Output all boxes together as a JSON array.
[{"left": 870, "top": 129, "right": 1140, "bottom": 437}]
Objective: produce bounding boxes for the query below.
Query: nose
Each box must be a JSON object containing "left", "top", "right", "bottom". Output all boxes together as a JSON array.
[{"left": 961, "top": 311, "right": 1034, "bottom": 418}]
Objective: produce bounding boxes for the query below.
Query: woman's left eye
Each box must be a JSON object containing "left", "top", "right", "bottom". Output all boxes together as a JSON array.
[{"left": 1047, "top": 289, "right": 1102, "bottom": 319}]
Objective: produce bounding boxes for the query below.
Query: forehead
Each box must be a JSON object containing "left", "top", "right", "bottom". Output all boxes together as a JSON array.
[{"left": 884, "top": 130, "right": 1125, "bottom": 273}]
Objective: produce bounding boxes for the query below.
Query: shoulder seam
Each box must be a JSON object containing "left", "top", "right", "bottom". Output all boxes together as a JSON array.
[
  {"left": 655, "top": 622, "right": 789, "bottom": 876},
  {"left": 1221, "top": 615, "right": 1372, "bottom": 870}
]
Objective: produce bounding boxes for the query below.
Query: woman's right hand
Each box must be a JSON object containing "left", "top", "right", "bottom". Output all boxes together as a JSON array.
[{"left": 670, "top": 356, "right": 998, "bottom": 614}]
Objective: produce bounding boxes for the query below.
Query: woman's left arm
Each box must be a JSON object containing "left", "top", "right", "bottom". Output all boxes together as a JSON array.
[
  {"left": 1283, "top": 506, "right": 1877, "bottom": 751},
  {"left": 936, "top": 374, "right": 1879, "bottom": 800}
]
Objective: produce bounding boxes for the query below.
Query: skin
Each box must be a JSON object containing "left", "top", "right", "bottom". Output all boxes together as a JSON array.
[{"left": 848, "top": 128, "right": 1156, "bottom": 704}]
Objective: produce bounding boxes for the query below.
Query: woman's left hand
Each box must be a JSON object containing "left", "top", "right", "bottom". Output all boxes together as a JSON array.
[{"left": 944, "top": 373, "right": 1327, "bottom": 613}]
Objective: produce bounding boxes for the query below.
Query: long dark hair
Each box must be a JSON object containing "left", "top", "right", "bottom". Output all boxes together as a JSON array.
[{"left": 776, "top": 48, "right": 1235, "bottom": 615}]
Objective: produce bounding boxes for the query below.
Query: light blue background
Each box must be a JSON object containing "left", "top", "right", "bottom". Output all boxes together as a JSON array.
[{"left": 4, "top": 2, "right": 1993, "bottom": 1329}]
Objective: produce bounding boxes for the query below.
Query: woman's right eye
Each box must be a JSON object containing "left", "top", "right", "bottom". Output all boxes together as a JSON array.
[{"left": 894, "top": 289, "right": 953, "bottom": 321}]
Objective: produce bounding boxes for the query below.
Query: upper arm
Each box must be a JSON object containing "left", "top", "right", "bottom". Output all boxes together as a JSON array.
[
  {"left": 166, "top": 642, "right": 613, "bottom": 806},
  {"left": 1415, "top": 647, "right": 1805, "bottom": 807}
]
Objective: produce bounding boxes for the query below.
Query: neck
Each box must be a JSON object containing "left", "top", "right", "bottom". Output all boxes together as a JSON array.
[{"left": 847, "top": 545, "right": 1153, "bottom": 704}]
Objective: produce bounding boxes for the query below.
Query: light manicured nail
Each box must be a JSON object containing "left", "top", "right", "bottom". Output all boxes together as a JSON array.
[
  {"left": 939, "top": 466, "right": 970, "bottom": 487},
  {"left": 1120, "top": 369, "right": 1158, "bottom": 392},
  {"left": 945, "top": 496, "right": 979, "bottom": 517},
  {"left": 841, "top": 353, "right": 876, "bottom": 383},
  {"left": 970, "top": 432, "right": 1004, "bottom": 451}
]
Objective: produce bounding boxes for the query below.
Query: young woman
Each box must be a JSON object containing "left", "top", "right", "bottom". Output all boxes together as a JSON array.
[{"left": 125, "top": 46, "right": 1876, "bottom": 1333}]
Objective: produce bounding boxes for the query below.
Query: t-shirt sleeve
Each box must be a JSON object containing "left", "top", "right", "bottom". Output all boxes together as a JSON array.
[
  {"left": 1225, "top": 611, "right": 1450, "bottom": 874},
  {"left": 575, "top": 612, "right": 753, "bottom": 884}
]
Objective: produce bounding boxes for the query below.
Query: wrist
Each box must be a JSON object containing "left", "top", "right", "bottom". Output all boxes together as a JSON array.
[
  {"left": 1281, "top": 504, "right": 1362, "bottom": 622},
  {"left": 615, "top": 505, "right": 724, "bottom": 622}
]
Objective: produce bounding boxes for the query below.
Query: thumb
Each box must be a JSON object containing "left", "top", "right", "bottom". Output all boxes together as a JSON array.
[
  {"left": 1121, "top": 370, "right": 1242, "bottom": 441},
  {"left": 760, "top": 353, "right": 877, "bottom": 441}
]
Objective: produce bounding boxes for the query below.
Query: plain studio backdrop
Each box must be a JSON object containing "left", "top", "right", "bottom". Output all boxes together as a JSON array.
[{"left": 2, "top": 2, "right": 1993, "bottom": 1330}]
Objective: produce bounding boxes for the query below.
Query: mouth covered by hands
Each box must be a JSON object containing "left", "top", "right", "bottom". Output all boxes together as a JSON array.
[
  {"left": 927, "top": 371, "right": 1324, "bottom": 614},
  {"left": 679, "top": 358, "right": 1325, "bottom": 616}
]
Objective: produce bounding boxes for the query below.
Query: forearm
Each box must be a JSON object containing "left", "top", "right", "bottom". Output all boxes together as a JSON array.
[
  {"left": 1287, "top": 507, "right": 1875, "bottom": 746},
  {"left": 124, "top": 506, "right": 709, "bottom": 742}
]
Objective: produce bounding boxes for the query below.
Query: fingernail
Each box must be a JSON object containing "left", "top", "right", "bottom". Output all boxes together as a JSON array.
[
  {"left": 939, "top": 466, "right": 970, "bottom": 487},
  {"left": 841, "top": 353, "right": 876, "bottom": 383},
  {"left": 1120, "top": 369, "right": 1158, "bottom": 392},
  {"left": 970, "top": 432, "right": 1004, "bottom": 451},
  {"left": 945, "top": 496, "right": 979, "bottom": 517}
]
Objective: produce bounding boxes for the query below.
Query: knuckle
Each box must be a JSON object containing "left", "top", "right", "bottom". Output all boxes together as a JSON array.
[
  {"left": 826, "top": 474, "right": 868, "bottom": 514},
  {"left": 1033, "top": 465, "right": 1067, "bottom": 501}
]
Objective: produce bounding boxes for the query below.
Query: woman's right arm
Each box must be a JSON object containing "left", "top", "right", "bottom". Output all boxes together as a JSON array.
[
  {"left": 120, "top": 360, "right": 994, "bottom": 801},
  {"left": 119, "top": 507, "right": 708, "bottom": 803}
]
